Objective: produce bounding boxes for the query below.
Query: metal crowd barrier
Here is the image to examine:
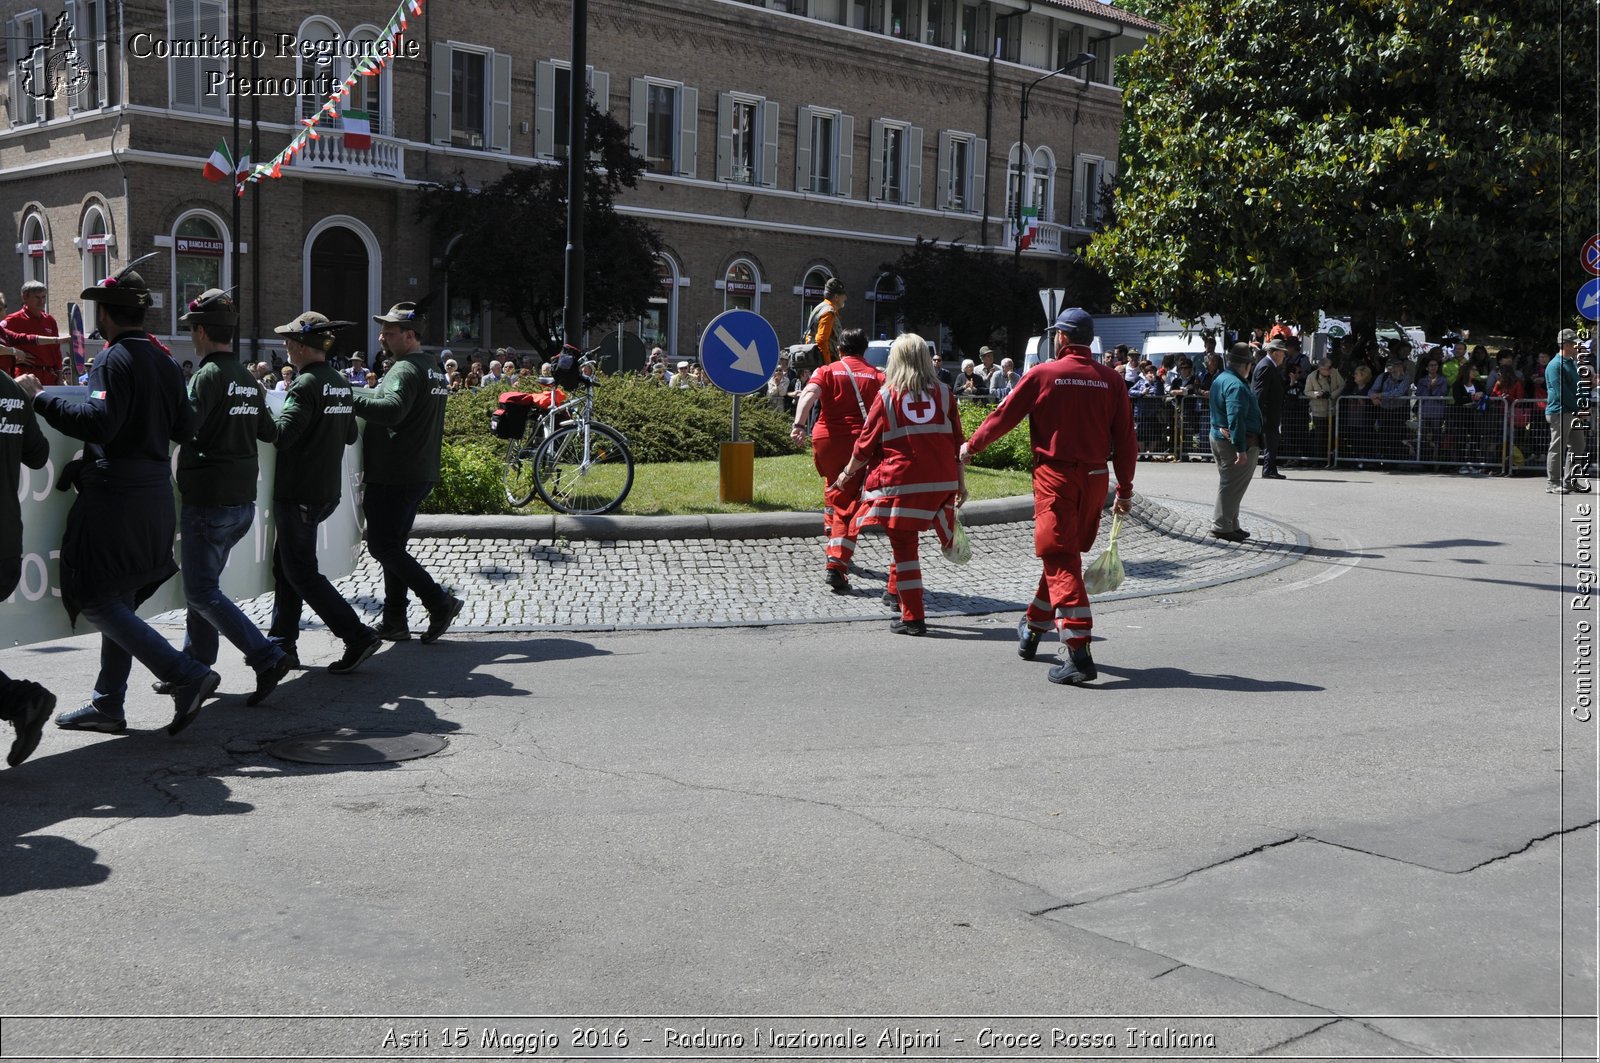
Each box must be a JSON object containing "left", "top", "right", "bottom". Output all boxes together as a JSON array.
[
  {"left": 1508, "top": 399, "right": 1551, "bottom": 474},
  {"left": 1172, "top": 396, "right": 1212, "bottom": 460},
  {"left": 1332, "top": 395, "right": 1509, "bottom": 472},
  {"left": 1131, "top": 395, "right": 1177, "bottom": 459},
  {"left": 1274, "top": 397, "right": 1335, "bottom": 466}
]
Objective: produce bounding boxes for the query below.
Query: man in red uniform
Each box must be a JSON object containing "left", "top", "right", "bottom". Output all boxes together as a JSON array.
[
  {"left": 791, "top": 328, "right": 884, "bottom": 592},
  {"left": 2, "top": 282, "right": 68, "bottom": 384},
  {"left": 961, "top": 307, "right": 1136, "bottom": 685}
]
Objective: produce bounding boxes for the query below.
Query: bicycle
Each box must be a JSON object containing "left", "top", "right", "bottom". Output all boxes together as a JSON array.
[{"left": 496, "top": 363, "right": 635, "bottom": 515}]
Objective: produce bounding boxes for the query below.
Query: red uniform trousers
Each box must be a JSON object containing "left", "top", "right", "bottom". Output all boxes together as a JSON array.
[
  {"left": 1023, "top": 461, "right": 1109, "bottom": 644},
  {"left": 812, "top": 432, "right": 861, "bottom": 573},
  {"left": 884, "top": 528, "right": 923, "bottom": 621}
]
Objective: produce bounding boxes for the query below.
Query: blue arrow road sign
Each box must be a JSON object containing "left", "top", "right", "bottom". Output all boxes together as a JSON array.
[
  {"left": 1579, "top": 279, "right": 1600, "bottom": 323},
  {"left": 699, "top": 309, "right": 780, "bottom": 395}
]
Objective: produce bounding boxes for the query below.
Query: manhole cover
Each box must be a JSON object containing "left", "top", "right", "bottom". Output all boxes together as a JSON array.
[{"left": 266, "top": 729, "right": 448, "bottom": 765}]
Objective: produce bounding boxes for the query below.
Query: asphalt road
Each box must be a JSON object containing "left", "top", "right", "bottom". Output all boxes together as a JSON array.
[{"left": 1, "top": 462, "right": 1593, "bottom": 1061}]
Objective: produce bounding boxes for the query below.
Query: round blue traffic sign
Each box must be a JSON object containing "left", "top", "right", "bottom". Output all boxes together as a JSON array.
[
  {"left": 1579, "top": 278, "right": 1600, "bottom": 323},
  {"left": 698, "top": 310, "right": 781, "bottom": 395}
]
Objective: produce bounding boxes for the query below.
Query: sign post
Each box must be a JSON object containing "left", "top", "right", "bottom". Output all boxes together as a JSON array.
[
  {"left": 1038, "top": 287, "right": 1066, "bottom": 325},
  {"left": 699, "top": 309, "right": 781, "bottom": 503}
]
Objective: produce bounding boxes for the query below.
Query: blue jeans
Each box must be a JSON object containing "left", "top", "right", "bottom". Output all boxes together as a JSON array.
[
  {"left": 269, "top": 498, "right": 365, "bottom": 646},
  {"left": 363, "top": 480, "right": 447, "bottom": 622},
  {"left": 80, "top": 592, "right": 210, "bottom": 717},
  {"left": 180, "top": 503, "right": 282, "bottom": 671}
]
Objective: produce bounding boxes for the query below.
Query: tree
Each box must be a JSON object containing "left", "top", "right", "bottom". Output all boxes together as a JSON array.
[
  {"left": 417, "top": 103, "right": 663, "bottom": 353},
  {"left": 888, "top": 239, "right": 1066, "bottom": 357},
  {"left": 1087, "top": 0, "right": 1595, "bottom": 349}
]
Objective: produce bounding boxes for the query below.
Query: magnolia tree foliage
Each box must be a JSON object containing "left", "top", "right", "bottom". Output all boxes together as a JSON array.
[
  {"left": 417, "top": 104, "right": 662, "bottom": 353},
  {"left": 1088, "top": 0, "right": 1595, "bottom": 346}
]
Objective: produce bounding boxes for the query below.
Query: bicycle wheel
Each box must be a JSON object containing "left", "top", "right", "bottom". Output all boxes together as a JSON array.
[
  {"left": 502, "top": 437, "right": 540, "bottom": 507},
  {"left": 531, "top": 422, "right": 635, "bottom": 515}
]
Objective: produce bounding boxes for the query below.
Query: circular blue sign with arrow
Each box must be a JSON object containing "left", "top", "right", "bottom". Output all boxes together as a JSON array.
[{"left": 698, "top": 310, "right": 781, "bottom": 395}]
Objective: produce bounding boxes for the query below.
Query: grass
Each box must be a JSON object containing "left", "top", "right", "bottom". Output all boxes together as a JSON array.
[{"left": 512, "top": 452, "right": 1033, "bottom": 516}]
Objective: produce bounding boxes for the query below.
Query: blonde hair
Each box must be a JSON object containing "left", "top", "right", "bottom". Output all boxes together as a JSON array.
[{"left": 884, "top": 333, "right": 937, "bottom": 395}]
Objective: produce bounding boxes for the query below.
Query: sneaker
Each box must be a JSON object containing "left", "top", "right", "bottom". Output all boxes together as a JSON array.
[
  {"left": 150, "top": 678, "right": 179, "bottom": 695},
  {"left": 245, "top": 654, "right": 293, "bottom": 707},
  {"left": 1211, "top": 528, "right": 1249, "bottom": 543},
  {"left": 1017, "top": 620, "right": 1044, "bottom": 661},
  {"left": 1048, "top": 644, "right": 1098, "bottom": 686},
  {"left": 825, "top": 569, "right": 851, "bottom": 594},
  {"left": 56, "top": 704, "right": 127, "bottom": 733},
  {"left": 880, "top": 592, "right": 899, "bottom": 610},
  {"left": 278, "top": 646, "right": 303, "bottom": 671},
  {"left": 328, "top": 629, "right": 383, "bottom": 675},
  {"left": 374, "top": 617, "right": 412, "bottom": 642},
  {"left": 889, "top": 618, "right": 927, "bottom": 636},
  {"left": 166, "top": 670, "right": 221, "bottom": 736},
  {"left": 7, "top": 682, "right": 55, "bottom": 766},
  {"left": 1548, "top": 484, "right": 1572, "bottom": 494},
  {"left": 420, "top": 595, "right": 464, "bottom": 645}
]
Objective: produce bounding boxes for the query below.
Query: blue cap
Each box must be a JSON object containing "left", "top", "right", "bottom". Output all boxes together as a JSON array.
[{"left": 1054, "top": 306, "right": 1095, "bottom": 343}]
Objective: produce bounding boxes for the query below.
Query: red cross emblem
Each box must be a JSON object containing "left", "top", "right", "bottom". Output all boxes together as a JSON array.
[{"left": 901, "top": 390, "right": 937, "bottom": 424}]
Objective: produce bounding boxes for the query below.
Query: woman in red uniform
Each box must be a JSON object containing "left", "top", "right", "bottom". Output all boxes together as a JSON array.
[
  {"left": 834, "top": 334, "right": 967, "bottom": 636},
  {"left": 791, "top": 328, "right": 883, "bottom": 593}
]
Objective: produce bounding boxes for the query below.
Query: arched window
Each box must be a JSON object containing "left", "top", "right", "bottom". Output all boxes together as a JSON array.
[
  {"left": 172, "top": 212, "right": 228, "bottom": 333},
  {"left": 1004, "top": 142, "right": 1028, "bottom": 239},
  {"left": 1031, "top": 146, "right": 1056, "bottom": 221},
  {"left": 80, "top": 206, "right": 112, "bottom": 290},
  {"left": 870, "top": 271, "right": 904, "bottom": 340},
  {"left": 444, "top": 235, "right": 483, "bottom": 347},
  {"left": 722, "top": 258, "right": 759, "bottom": 313},
  {"left": 346, "top": 25, "right": 390, "bottom": 136},
  {"left": 20, "top": 213, "right": 48, "bottom": 288},
  {"left": 296, "top": 17, "right": 341, "bottom": 126},
  {"left": 641, "top": 253, "right": 678, "bottom": 358},
  {"left": 798, "top": 265, "right": 834, "bottom": 334}
]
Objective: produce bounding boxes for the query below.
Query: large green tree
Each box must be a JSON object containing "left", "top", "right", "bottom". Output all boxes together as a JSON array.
[
  {"left": 1088, "top": 0, "right": 1595, "bottom": 347},
  {"left": 417, "top": 104, "right": 662, "bottom": 353}
]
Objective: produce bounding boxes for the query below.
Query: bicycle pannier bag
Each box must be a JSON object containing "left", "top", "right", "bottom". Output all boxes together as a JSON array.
[{"left": 490, "top": 392, "right": 538, "bottom": 439}]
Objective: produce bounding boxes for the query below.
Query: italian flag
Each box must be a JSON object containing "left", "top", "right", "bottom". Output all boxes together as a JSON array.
[
  {"left": 202, "top": 139, "right": 233, "bottom": 182},
  {"left": 1014, "top": 205, "right": 1040, "bottom": 251},
  {"left": 342, "top": 110, "right": 373, "bottom": 151}
]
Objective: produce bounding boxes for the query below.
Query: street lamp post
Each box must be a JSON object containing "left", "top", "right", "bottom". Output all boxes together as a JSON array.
[{"left": 1013, "top": 52, "right": 1096, "bottom": 271}]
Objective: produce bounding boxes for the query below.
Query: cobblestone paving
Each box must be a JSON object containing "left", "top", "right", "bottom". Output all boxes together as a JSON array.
[{"left": 179, "top": 495, "right": 1306, "bottom": 635}]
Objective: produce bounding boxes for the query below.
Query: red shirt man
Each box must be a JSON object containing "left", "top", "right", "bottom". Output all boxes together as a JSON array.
[
  {"left": 3, "top": 284, "right": 63, "bottom": 384},
  {"left": 963, "top": 307, "right": 1136, "bottom": 686}
]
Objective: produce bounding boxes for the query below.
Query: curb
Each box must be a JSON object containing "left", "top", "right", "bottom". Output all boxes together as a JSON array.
[{"left": 413, "top": 495, "right": 1036, "bottom": 540}]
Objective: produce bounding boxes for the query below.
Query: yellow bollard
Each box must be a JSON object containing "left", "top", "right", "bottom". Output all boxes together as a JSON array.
[{"left": 719, "top": 440, "right": 755, "bottom": 503}]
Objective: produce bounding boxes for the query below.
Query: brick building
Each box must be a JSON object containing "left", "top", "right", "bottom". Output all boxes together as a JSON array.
[{"left": 1, "top": 0, "right": 1153, "bottom": 371}]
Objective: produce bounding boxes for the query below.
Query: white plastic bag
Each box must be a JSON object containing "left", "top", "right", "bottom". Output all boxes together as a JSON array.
[
  {"left": 941, "top": 509, "right": 972, "bottom": 565},
  {"left": 1083, "top": 514, "right": 1125, "bottom": 595}
]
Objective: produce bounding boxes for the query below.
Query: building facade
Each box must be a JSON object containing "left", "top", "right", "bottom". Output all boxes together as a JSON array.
[{"left": 1, "top": 0, "right": 1152, "bottom": 371}]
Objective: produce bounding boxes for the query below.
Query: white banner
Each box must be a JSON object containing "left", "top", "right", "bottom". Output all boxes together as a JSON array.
[{"left": 1, "top": 389, "right": 366, "bottom": 648}]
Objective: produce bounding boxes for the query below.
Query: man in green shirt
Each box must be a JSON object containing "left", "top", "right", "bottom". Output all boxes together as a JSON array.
[
  {"left": 1208, "top": 344, "right": 1265, "bottom": 542},
  {"left": 268, "top": 312, "right": 382, "bottom": 672},
  {"left": 171, "top": 289, "right": 290, "bottom": 706},
  {"left": 1546, "top": 328, "right": 1591, "bottom": 494},
  {"left": 0, "top": 368, "right": 52, "bottom": 765},
  {"left": 351, "top": 302, "right": 462, "bottom": 643}
]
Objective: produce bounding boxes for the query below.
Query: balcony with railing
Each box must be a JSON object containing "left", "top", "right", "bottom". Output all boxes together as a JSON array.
[{"left": 284, "top": 125, "right": 405, "bottom": 181}]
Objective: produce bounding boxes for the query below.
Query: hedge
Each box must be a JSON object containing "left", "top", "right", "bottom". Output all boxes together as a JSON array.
[
  {"left": 445, "top": 373, "right": 798, "bottom": 464},
  {"left": 959, "top": 402, "right": 1033, "bottom": 472}
]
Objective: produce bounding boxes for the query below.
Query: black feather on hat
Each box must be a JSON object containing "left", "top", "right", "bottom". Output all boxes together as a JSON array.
[
  {"left": 274, "top": 311, "right": 356, "bottom": 338},
  {"left": 178, "top": 286, "right": 239, "bottom": 328},
  {"left": 79, "top": 251, "right": 160, "bottom": 307}
]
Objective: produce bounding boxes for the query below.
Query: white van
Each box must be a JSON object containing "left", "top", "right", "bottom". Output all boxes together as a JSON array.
[{"left": 1024, "top": 331, "right": 1101, "bottom": 371}]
